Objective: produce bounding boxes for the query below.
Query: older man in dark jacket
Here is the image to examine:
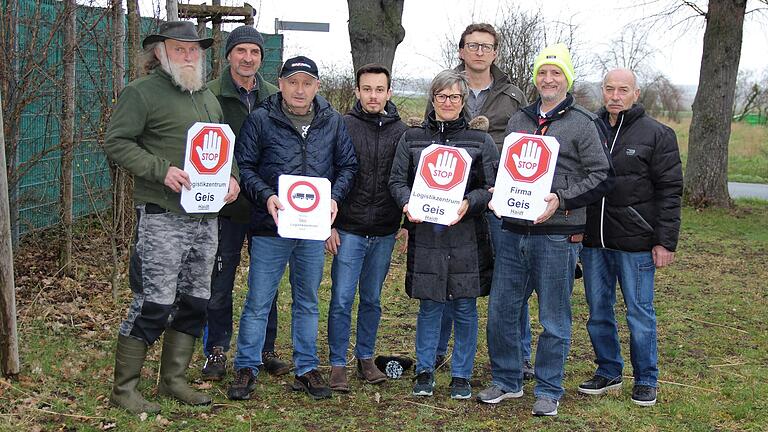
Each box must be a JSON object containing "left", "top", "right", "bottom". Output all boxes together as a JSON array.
[
  {"left": 201, "top": 25, "right": 289, "bottom": 382},
  {"left": 578, "top": 68, "right": 682, "bottom": 407},
  {"left": 227, "top": 56, "right": 357, "bottom": 401},
  {"left": 325, "top": 64, "right": 407, "bottom": 392}
]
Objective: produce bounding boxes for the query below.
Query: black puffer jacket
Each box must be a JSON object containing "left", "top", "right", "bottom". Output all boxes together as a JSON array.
[
  {"left": 584, "top": 104, "right": 683, "bottom": 251},
  {"left": 235, "top": 93, "right": 358, "bottom": 236},
  {"left": 388, "top": 113, "right": 499, "bottom": 302},
  {"left": 334, "top": 100, "right": 408, "bottom": 236}
]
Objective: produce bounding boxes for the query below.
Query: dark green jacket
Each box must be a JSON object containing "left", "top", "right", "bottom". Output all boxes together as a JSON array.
[
  {"left": 207, "top": 67, "right": 278, "bottom": 222},
  {"left": 104, "top": 68, "right": 224, "bottom": 215}
]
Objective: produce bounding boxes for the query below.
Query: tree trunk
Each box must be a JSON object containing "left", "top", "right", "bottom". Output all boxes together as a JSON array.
[
  {"left": 59, "top": 0, "right": 76, "bottom": 273},
  {"left": 111, "top": 0, "right": 127, "bottom": 300},
  {"left": 347, "top": 0, "right": 405, "bottom": 73},
  {"left": 0, "top": 90, "right": 20, "bottom": 377},
  {"left": 126, "top": 0, "right": 140, "bottom": 81},
  {"left": 685, "top": 0, "right": 746, "bottom": 207}
]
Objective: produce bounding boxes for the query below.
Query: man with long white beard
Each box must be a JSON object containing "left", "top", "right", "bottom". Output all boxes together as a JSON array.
[{"left": 103, "top": 21, "right": 240, "bottom": 415}]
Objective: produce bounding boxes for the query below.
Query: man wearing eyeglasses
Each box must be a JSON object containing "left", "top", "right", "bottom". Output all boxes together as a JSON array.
[{"left": 426, "top": 23, "right": 533, "bottom": 382}]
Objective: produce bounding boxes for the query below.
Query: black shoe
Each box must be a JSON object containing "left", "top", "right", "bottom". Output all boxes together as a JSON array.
[
  {"left": 227, "top": 367, "right": 257, "bottom": 400},
  {"left": 201, "top": 346, "right": 227, "bottom": 381},
  {"left": 449, "top": 377, "right": 471, "bottom": 399},
  {"left": 523, "top": 360, "right": 534, "bottom": 381},
  {"left": 578, "top": 375, "right": 623, "bottom": 395},
  {"left": 412, "top": 371, "right": 435, "bottom": 396},
  {"left": 261, "top": 351, "right": 291, "bottom": 376},
  {"left": 292, "top": 369, "right": 332, "bottom": 399},
  {"left": 631, "top": 385, "right": 657, "bottom": 406}
]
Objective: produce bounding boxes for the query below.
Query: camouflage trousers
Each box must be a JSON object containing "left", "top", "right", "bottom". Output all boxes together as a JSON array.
[{"left": 119, "top": 204, "right": 218, "bottom": 345}]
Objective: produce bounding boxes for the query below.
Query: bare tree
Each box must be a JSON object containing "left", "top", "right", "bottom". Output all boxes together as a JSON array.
[
  {"left": 319, "top": 65, "right": 357, "bottom": 115},
  {"left": 684, "top": 0, "right": 750, "bottom": 207},
  {"left": 59, "top": 0, "right": 76, "bottom": 273},
  {"left": 347, "top": 0, "right": 405, "bottom": 72},
  {"left": 641, "top": 73, "right": 684, "bottom": 122}
]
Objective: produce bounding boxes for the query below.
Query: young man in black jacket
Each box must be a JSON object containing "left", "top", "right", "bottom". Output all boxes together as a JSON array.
[
  {"left": 325, "top": 64, "right": 408, "bottom": 392},
  {"left": 578, "top": 68, "right": 683, "bottom": 407}
]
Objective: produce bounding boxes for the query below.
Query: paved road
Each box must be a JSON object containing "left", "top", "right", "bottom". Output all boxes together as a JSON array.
[{"left": 728, "top": 182, "right": 768, "bottom": 200}]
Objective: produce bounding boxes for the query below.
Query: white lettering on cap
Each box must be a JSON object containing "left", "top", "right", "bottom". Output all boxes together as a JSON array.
[{"left": 291, "top": 62, "right": 311, "bottom": 68}]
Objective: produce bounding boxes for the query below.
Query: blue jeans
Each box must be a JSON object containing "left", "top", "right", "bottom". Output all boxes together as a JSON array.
[
  {"left": 233, "top": 236, "right": 325, "bottom": 376},
  {"left": 328, "top": 229, "right": 396, "bottom": 366},
  {"left": 203, "top": 217, "right": 279, "bottom": 356},
  {"left": 581, "top": 247, "right": 658, "bottom": 388},
  {"left": 416, "top": 298, "right": 478, "bottom": 379},
  {"left": 487, "top": 231, "right": 580, "bottom": 400},
  {"left": 438, "top": 213, "right": 532, "bottom": 359}
]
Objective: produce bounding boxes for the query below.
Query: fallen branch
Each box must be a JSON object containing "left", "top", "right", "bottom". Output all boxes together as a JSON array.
[
  {"left": 708, "top": 362, "right": 748, "bottom": 368},
  {"left": 683, "top": 316, "right": 748, "bottom": 334},
  {"left": 33, "top": 407, "right": 113, "bottom": 421},
  {"left": 623, "top": 376, "right": 718, "bottom": 393}
]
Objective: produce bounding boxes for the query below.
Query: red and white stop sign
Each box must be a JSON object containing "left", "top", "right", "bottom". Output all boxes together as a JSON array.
[
  {"left": 188, "top": 125, "right": 231, "bottom": 175},
  {"left": 504, "top": 136, "right": 552, "bottom": 183},
  {"left": 418, "top": 147, "right": 469, "bottom": 191}
]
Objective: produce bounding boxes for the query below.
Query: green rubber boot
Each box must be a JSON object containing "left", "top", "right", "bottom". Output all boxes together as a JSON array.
[
  {"left": 109, "top": 335, "right": 161, "bottom": 414},
  {"left": 157, "top": 329, "right": 212, "bottom": 405}
]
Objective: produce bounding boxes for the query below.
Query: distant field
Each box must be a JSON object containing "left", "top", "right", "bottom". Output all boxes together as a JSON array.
[{"left": 666, "top": 117, "right": 768, "bottom": 184}]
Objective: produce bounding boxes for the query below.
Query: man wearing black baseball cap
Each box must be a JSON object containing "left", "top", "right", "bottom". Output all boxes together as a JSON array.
[
  {"left": 227, "top": 55, "right": 357, "bottom": 401},
  {"left": 201, "top": 26, "right": 290, "bottom": 383}
]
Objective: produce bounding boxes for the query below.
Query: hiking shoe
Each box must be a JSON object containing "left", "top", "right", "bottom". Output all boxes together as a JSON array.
[
  {"left": 412, "top": 371, "right": 435, "bottom": 396},
  {"left": 532, "top": 397, "right": 559, "bottom": 416},
  {"left": 227, "top": 367, "right": 257, "bottom": 400},
  {"left": 435, "top": 354, "right": 448, "bottom": 369},
  {"left": 449, "top": 377, "right": 472, "bottom": 399},
  {"left": 476, "top": 384, "right": 523, "bottom": 404},
  {"left": 631, "top": 385, "right": 657, "bottom": 407},
  {"left": 261, "top": 351, "right": 291, "bottom": 376},
  {"left": 523, "top": 360, "right": 534, "bottom": 381},
  {"left": 578, "top": 375, "right": 623, "bottom": 395},
  {"left": 201, "top": 346, "right": 227, "bottom": 381},
  {"left": 292, "top": 369, "right": 332, "bottom": 400}
]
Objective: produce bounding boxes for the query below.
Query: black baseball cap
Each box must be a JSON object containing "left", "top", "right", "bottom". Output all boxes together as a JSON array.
[{"left": 279, "top": 56, "right": 319, "bottom": 79}]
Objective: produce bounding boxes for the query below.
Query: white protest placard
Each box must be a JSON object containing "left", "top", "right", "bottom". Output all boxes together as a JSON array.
[
  {"left": 491, "top": 133, "right": 560, "bottom": 221},
  {"left": 408, "top": 144, "right": 472, "bottom": 226},
  {"left": 180, "top": 122, "right": 236, "bottom": 213},
  {"left": 277, "top": 175, "right": 331, "bottom": 240}
]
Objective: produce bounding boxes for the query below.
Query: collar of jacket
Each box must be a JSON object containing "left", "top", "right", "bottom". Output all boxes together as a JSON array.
[
  {"left": 265, "top": 92, "right": 334, "bottom": 126},
  {"left": 454, "top": 63, "right": 522, "bottom": 101},
  {"left": 348, "top": 100, "right": 402, "bottom": 126},
  {"left": 522, "top": 93, "right": 575, "bottom": 123},
  {"left": 425, "top": 110, "right": 468, "bottom": 136},
  {"left": 153, "top": 67, "right": 209, "bottom": 93},
  {"left": 596, "top": 103, "right": 645, "bottom": 128},
  {"left": 219, "top": 65, "right": 269, "bottom": 99}
]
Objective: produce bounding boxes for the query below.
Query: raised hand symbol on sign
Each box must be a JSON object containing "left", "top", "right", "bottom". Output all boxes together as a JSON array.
[
  {"left": 427, "top": 150, "right": 458, "bottom": 186},
  {"left": 512, "top": 140, "right": 542, "bottom": 178},
  {"left": 196, "top": 130, "right": 222, "bottom": 170}
]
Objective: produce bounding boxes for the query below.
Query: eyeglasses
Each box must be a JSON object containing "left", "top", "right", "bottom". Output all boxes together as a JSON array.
[
  {"left": 464, "top": 42, "right": 495, "bottom": 53},
  {"left": 433, "top": 93, "right": 463, "bottom": 104}
]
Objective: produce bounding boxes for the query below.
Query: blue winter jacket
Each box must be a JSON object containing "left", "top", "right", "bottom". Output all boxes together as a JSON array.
[{"left": 235, "top": 93, "right": 358, "bottom": 236}]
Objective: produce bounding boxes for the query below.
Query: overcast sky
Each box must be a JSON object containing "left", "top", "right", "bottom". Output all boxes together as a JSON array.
[{"left": 144, "top": 0, "right": 768, "bottom": 86}]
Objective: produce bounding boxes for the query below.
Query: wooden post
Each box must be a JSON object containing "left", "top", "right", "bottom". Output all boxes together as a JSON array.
[
  {"left": 59, "top": 0, "right": 76, "bottom": 274},
  {"left": 211, "top": 0, "right": 222, "bottom": 79},
  {"left": 0, "top": 89, "right": 20, "bottom": 377},
  {"left": 166, "top": 0, "right": 178, "bottom": 22}
]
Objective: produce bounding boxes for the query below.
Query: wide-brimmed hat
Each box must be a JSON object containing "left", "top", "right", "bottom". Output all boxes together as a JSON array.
[{"left": 142, "top": 21, "right": 214, "bottom": 49}]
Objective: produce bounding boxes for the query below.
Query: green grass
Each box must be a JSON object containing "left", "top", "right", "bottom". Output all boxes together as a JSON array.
[
  {"left": 2, "top": 201, "right": 767, "bottom": 431},
  {"left": 667, "top": 117, "right": 768, "bottom": 184}
]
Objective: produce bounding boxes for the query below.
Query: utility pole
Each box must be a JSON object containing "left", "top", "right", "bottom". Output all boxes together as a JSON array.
[{"left": 167, "top": 0, "right": 178, "bottom": 21}]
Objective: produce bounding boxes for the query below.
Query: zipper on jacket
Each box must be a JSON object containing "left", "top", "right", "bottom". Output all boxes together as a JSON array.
[
  {"left": 599, "top": 112, "right": 625, "bottom": 248},
  {"left": 368, "top": 118, "right": 382, "bottom": 225}
]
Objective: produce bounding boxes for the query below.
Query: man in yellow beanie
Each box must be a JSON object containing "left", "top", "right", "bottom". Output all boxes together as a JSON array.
[{"left": 478, "top": 43, "right": 613, "bottom": 417}]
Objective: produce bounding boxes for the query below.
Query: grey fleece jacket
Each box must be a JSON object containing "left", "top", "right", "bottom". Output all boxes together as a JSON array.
[{"left": 502, "top": 94, "right": 613, "bottom": 234}]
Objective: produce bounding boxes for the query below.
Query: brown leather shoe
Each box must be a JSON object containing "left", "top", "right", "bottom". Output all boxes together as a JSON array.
[
  {"left": 329, "top": 366, "right": 349, "bottom": 392},
  {"left": 357, "top": 358, "right": 387, "bottom": 384}
]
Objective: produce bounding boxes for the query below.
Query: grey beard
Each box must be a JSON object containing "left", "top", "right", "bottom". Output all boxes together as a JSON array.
[{"left": 158, "top": 50, "right": 204, "bottom": 92}]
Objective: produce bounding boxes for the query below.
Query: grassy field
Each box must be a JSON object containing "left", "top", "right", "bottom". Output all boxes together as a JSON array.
[
  {"left": 2, "top": 200, "right": 766, "bottom": 431},
  {"left": 666, "top": 117, "right": 768, "bottom": 184}
]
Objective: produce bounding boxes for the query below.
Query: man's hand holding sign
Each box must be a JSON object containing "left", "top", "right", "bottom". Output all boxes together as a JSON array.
[
  {"left": 180, "top": 122, "right": 239, "bottom": 212},
  {"left": 490, "top": 133, "right": 560, "bottom": 223}
]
